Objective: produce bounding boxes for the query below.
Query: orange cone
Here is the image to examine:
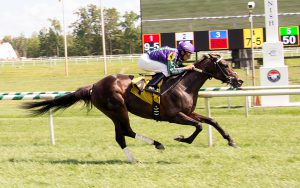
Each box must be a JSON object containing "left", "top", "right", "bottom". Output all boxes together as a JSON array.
[{"left": 255, "top": 96, "right": 261, "bottom": 106}]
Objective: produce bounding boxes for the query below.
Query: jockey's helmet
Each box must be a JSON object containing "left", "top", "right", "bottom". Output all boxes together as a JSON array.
[{"left": 177, "top": 41, "right": 195, "bottom": 54}]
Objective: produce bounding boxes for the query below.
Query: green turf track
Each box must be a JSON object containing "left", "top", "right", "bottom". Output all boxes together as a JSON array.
[{"left": 0, "top": 59, "right": 299, "bottom": 187}]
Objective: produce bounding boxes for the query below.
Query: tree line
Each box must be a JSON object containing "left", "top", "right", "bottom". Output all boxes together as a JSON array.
[{"left": 2, "top": 4, "right": 141, "bottom": 58}]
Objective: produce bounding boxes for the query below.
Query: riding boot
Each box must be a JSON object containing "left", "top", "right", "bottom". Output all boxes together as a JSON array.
[{"left": 145, "top": 73, "right": 165, "bottom": 94}]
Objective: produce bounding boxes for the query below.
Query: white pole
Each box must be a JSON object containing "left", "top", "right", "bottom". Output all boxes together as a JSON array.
[
  {"left": 249, "top": 12, "right": 255, "bottom": 86},
  {"left": 204, "top": 98, "right": 213, "bottom": 147},
  {"left": 245, "top": 96, "right": 249, "bottom": 117},
  {"left": 49, "top": 109, "right": 55, "bottom": 145},
  {"left": 227, "top": 97, "right": 231, "bottom": 109},
  {"left": 61, "top": 0, "right": 69, "bottom": 76},
  {"left": 100, "top": 0, "right": 107, "bottom": 75}
]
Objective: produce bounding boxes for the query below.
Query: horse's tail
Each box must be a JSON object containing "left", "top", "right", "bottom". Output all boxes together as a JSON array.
[{"left": 21, "top": 85, "right": 93, "bottom": 116}]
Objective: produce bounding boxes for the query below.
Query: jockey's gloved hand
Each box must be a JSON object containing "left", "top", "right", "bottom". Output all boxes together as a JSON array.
[{"left": 184, "top": 65, "right": 195, "bottom": 70}]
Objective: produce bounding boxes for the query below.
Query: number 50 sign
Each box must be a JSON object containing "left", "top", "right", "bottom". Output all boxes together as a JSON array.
[
  {"left": 243, "top": 28, "right": 264, "bottom": 48},
  {"left": 280, "top": 26, "right": 299, "bottom": 46}
]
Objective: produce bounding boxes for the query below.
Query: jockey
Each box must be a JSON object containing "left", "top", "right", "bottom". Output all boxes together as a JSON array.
[{"left": 138, "top": 41, "right": 195, "bottom": 94}]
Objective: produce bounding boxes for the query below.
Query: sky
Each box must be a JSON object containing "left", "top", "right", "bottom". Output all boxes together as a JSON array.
[{"left": 0, "top": 0, "right": 140, "bottom": 39}]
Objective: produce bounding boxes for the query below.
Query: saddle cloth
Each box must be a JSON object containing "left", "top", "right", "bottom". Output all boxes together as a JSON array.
[{"left": 130, "top": 76, "right": 162, "bottom": 105}]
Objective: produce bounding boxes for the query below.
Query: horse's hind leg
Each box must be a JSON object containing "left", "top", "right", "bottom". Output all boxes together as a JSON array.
[
  {"left": 115, "top": 112, "right": 165, "bottom": 150},
  {"left": 113, "top": 120, "right": 136, "bottom": 163},
  {"left": 191, "top": 112, "right": 236, "bottom": 147},
  {"left": 110, "top": 108, "right": 165, "bottom": 163}
]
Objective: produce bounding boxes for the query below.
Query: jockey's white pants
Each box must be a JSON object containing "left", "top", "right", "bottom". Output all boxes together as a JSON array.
[{"left": 137, "top": 53, "right": 170, "bottom": 76}]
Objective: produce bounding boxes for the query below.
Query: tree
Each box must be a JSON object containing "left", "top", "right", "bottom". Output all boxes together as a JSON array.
[
  {"left": 48, "top": 18, "right": 63, "bottom": 56},
  {"left": 2, "top": 36, "right": 13, "bottom": 44},
  {"left": 104, "top": 8, "right": 122, "bottom": 55},
  {"left": 120, "top": 11, "right": 141, "bottom": 54},
  {"left": 2, "top": 4, "right": 142, "bottom": 57},
  {"left": 71, "top": 4, "right": 102, "bottom": 55},
  {"left": 11, "top": 34, "right": 28, "bottom": 57},
  {"left": 27, "top": 34, "right": 40, "bottom": 58},
  {"left": 38, "top": 19, "right": 64, "bottom": 57},
  {"left": 38, "top": 28, "right": 49, "bottom": 56}
]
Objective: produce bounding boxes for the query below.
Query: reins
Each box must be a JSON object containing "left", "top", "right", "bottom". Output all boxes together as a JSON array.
[
  {"left": 193, "top": 67, "right": 213, "bottom": 78},
  {"left": 160, "top": 71, "right": 188, "bottom": 96},
  {"left": 194, "top": 56, "right": 232, "bottom": 83},
  {"left": 160, "top": 56, "right": 231, "bottom": 95}
]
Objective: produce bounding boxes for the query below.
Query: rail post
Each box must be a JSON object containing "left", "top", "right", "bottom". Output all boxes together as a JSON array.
[
  {"left": 49, "top": 109, "right": 55, "bottom": 145},
  {"left": 204, "top": 98, "right": 213, "bottom": 147}
]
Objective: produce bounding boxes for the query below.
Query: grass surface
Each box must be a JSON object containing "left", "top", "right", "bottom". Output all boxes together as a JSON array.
[{"left": 0, "top": 59, "right": 300, "bottom": 187}]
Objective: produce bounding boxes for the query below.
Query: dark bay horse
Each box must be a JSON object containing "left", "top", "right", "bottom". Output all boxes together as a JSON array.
[{"left": 22, "top": 54, "right": 243, "bottom": 163}]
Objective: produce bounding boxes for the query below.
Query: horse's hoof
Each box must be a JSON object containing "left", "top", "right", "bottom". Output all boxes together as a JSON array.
[
  {"left": 174, "top": 135, "right": 185, "bottom": 142},
  {"left": 155, "top": 144, "right": 165, "bottom": 150},
  {"left": 228, "top": 142, "right": 237, "bottom": 148}
]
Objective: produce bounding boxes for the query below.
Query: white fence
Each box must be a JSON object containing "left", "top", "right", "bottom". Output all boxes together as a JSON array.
[
  {"left": 2, "top": 86, "right": 300, "bottom": 147},
  {"left": 198, "top": 86, "right": 300, "bottom": 147},
  {"left": 0, "top": 54, "right": 141, "bottom": 67},
  {"left": 1, "top": 47, "right": 300, "bottom": 67},
  {"left": 0, "top": 93, "right": 69, "bottom": 145}
]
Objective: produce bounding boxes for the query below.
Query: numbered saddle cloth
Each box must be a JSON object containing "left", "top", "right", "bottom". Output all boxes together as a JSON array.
[
  {"left": 131, "top": 76, "right": 162, "bottom": 120},
  {"left": 130, "top": 76, "right": 162, "bottom": 105}
]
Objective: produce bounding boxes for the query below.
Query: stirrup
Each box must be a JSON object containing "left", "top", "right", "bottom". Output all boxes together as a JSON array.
[{"left": 145, "top": 86, "right": 160, "bottom": 95}]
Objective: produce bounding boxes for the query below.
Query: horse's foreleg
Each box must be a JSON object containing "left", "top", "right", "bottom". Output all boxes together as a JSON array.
[
  {"left": 121, "top": 123, "right": 165, "bottom": 150},
  {"left": 114, "top": 122, "right": 137, "bottom": 163},
  {"left": 134, "top": 134, "right": 165, "bottom": 150},
  {"left": 191, "top": 112, "right": 236, "bottom": 147},
  {"left": 171, "top": 112, "right": 203, "bottom": 144}
]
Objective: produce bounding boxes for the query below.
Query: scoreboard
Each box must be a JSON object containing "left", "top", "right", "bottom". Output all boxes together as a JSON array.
[
  {"left": 143, "top": 25, "right": 300, "bottom": 52},
  {"left": 279, "top": 26, "right": 299, "bottom": 46},
  {"left": 142, "top": 34, "right": 161, "bottom": 53}
]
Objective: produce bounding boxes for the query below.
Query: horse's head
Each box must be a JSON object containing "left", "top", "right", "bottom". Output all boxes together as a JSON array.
[{"left": 194, "top": 54, "right": 243, "bottom": 88}]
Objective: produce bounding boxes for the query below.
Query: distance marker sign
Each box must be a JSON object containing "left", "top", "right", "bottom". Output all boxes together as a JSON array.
[
  {"left": 175, "top": 32, "right": 194, "bottom": 47},
  {"left": 279, "top": 26, "right": 299, "bottom": 46},
  {"left": 209, "top": 30, "right": 228, "bottom": 50},
  {"left": 243, "top": 28, "right": 264, "bottom": 48},
  {"left": 142, "top": 34, "right": 161, "bottom": 53}
]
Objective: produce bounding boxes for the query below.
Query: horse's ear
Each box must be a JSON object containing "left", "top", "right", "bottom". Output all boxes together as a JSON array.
[
  {"left": 209, "top": 53, "right": 221, "bottom": 59},
  {"left": 203, "top": 54, "right": 210, "bottom": 59}
]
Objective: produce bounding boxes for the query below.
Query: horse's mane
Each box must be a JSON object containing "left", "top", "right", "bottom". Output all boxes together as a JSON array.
[{"left": 193, "top": 54, "right": 209, "bottom": 65}]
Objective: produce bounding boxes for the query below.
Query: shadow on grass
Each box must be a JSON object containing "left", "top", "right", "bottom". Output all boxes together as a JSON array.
[
  {"left": 8, "top": 158, "right": 127, "bottom": 165},
  {"left": 8, "top": 158, "right": 176, "bottom": 165},
  {"left": 49, "top": 159, "right": 127, "bottom": 165}
]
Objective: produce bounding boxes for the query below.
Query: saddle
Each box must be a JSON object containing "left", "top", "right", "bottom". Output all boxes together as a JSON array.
[{"left": 131, "top": 75, "right": 163, "bottom": 120}]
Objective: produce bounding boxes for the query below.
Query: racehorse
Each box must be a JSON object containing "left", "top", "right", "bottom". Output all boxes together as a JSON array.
[{"left": 22, "top": 54, "right": 243, "bottom": 163}]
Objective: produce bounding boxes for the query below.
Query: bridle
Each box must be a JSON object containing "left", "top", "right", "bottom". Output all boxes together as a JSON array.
[{"left": 193, "top": 56, "right": 237, "bottom": 85}]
